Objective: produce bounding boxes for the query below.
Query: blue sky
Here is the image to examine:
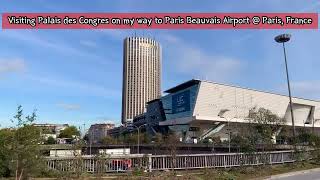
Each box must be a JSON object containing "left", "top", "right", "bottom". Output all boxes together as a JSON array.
[{"left": 0, "top": 0, "right": 319, "bottom": 128}]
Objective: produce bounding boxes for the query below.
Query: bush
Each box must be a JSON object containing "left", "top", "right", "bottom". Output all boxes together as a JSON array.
[
  {"left": 132, "top": 167, "right": 144, "bottom": 176},
  {"left": 58, "top": 126, "right": 80, "bottom": 138},
  {"left": 46, "top": 136, "right": 56, "bottom": 144},
  {"left": 220, "top": 171, "right": 236, "bottom": 180},
  {"left": 296, "top": 130, "right": 320, "bottom": 146},
  {"left": 0, "top": 105, "right": 45, "bottom": 179},
  {"left": 0, "top": 129, "right": 13, "bottom": 177},
  {"left": 231, "top": 135, "right": 256, "bottom": 153},
  {"left": 100, "top": 135, "right": 117, "bottom": 145}
]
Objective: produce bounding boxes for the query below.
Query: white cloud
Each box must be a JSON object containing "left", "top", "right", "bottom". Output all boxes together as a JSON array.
[
  {"left": 94, "top": 117, "right": 116, "bottom": 124},
  {"left": 27, "top": 75, "right": 121, "bottom": 99},
  {"left": 57, "top": 103, "right": 81, "bottom": 110},
  {"left": 0, "top": 58, "right": 26, "bottom": 76},
  {"left": 160, "top": 33, "right": 245, "bottom": 82},
  {"left": 180, "top": 47, "right": 242, "bottom": 80},
  {"left": 1, "top": 31, "right": 107, "bottom": 65},
  {"left": 2, "top": 31, "right": 60, "bottom": 50}
]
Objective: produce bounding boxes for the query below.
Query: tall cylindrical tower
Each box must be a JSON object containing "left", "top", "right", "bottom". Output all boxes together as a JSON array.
[{"left": 122, "top": 37, "right": 161, "bottom": 124}]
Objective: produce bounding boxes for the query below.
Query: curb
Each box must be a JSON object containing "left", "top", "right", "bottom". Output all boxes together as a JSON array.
[{"left": 263, "top": 167, "right": 320, "bottom": 179}]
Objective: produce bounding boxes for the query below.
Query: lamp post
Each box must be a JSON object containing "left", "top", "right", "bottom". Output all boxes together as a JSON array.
[
  {"left": 275, "top": 34, "right": 296, "bottom": 139},
  {"left": 226, "top": 117, "right": 231, "bottom": 153},
  {"left": 132, "top": 124, "right": 146, "bottom": 154},
  {"left": 220, "top": 116, "right": 237, "bottom": 153},
  {"left": 89, "top": 130, "right": 94, "bottom": 156},
  {"left": 218, "top": 109, "right": 235, "bottom": 153}
]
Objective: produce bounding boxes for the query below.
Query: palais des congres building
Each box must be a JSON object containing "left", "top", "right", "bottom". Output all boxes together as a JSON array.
[{"left": 155, "top": 79, "right": 320, "bottom": 142}]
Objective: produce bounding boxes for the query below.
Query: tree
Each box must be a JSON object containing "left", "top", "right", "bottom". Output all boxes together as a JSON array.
[
  {"left": 58, "top": 126, "right": 80, "bottom": 139},
  {"left": 150, "top": 133, "right": 165, "bottom": 155},
  {"left": 0, "top": 129, "right": 14, "bottom": 177},
  {"left": 247, "top": 107, "right": 285, "bottom": 151},
  {"left": 116, "top": 132, "right": 149, "bottom": 146},
  {"left": 100, "top": 135, "right": 117, "bottom": 145},
  {"left": 4, "top": 105, "right": 44, "bottom": 179},
  {"left": 165, "top": 133, "right": 180, "bottom": 172},
  {"left": 153, "top": 133, "right": 164, "bottom": 144},
  {"left": 46, "top": 136, "right": 56, "bottom": 144},
  {"left": 71, "top": 139, "right": 85, "bottom": 178},
  {"left": 230, "top": 134, "right": 255, "bottom": 153},
  {"left": 276, "top": 126, "right": 292, "bottom": 144}
]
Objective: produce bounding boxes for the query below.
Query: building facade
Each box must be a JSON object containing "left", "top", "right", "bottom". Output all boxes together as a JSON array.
[
  {"left": 121, "top": 37, "right": 161, "bottom": 124},
  {"left": 158, "top": 79, "right": 320, "bottom": 143},
  {"left": 88, "top": 123, "right": 115, "bottom": 144},
  {"left": 33, "top": 123, "right": 69, "bottom": 140}
]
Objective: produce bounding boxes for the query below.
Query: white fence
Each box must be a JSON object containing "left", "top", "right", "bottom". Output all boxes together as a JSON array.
[{"left": 46, "top": 150, "right": 303, "bottom": 173}]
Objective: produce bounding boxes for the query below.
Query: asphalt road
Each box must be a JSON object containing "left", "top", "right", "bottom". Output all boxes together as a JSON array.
[{"left": 268, "top": 169, "right": 320, "bottom": 180}]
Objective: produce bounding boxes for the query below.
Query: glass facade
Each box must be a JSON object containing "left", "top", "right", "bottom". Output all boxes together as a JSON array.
[{"left": 161, "top": 84, "right": 199, "bottom": 121}]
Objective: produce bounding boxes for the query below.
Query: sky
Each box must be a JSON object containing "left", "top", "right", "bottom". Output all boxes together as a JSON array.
[{"left": 0, "top": 0, "right": 319, "bottom": 128}]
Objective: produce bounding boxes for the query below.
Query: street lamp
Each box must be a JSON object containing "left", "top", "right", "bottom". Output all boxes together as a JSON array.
[
  {"left": 89, "top": 130, "right": 94, "bottom": 156},
  {"left": 275, "top": 34, "right": 296, "bottom": 139},
  {"left": 132, "top": 124, "right": 146, "bottom": 154},
  {"left": 218, "top": 109, "right": 235, "bottom": 153}
]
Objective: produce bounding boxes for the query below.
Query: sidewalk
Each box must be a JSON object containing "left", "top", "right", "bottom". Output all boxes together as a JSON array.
[{"left": 263, "top": 168, "right": 320, "bottom": 179}]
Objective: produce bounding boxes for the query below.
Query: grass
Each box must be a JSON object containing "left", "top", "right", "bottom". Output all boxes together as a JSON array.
[
  {"left": 121, "top": 161, "right": 320, "bottom": 180},
  {"left": 22, "top": 160, "right": 320, "bottom": 180}
]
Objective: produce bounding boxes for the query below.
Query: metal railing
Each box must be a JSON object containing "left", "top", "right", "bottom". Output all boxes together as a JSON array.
[{"left": 45, "top": 150, "right": 300, "bottom": 173}]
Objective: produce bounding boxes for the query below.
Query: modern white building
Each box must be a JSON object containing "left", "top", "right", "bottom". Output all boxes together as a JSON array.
[{"left": 158, "top": 79, "right": 320, "bottom": 143}]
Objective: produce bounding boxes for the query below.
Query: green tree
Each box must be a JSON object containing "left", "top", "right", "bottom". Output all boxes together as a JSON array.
[
  {"left": 247, "top": 107, "right": 285, "bottom": 151},
  {"left": 46, "top": 136, "right": 56, "bottom": 144},
  {"left": 4, "top": 105, "right": 44, "bottom": 179},
  {"left": 231, "top": 134, "right": 255, "bottom": 153},
  {"left": 0, "top": 129, "right": 14, "bottom": 177},
  {"left": 100, "top": 135, "right": 117, "bottom": 145},
  {"left": 58, "top": 126, "right": 80, "bottom": 138},
  {"left": 71, "top": 139, "right": 85, "bottom": 178}
]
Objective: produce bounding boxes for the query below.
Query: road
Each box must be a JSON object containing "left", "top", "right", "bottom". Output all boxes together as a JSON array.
[{"left": 268, "top": 168, "right": 320, "bottom": 180}]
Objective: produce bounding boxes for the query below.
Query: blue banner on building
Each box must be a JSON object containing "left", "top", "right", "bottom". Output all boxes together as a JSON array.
[{"left": 172, "top": 90, "right": 190, "bottom": 114}]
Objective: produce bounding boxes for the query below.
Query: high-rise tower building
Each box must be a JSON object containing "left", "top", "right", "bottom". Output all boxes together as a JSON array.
[{"left": 121, "top": 37, "right": 161, "bottom": 124}]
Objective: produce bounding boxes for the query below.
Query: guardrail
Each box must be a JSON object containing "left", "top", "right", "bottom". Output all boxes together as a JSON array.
[{"left": 45, "top": 150, "right": 303, "bottom": 173}]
